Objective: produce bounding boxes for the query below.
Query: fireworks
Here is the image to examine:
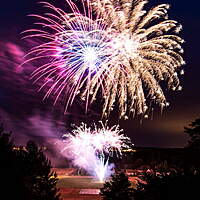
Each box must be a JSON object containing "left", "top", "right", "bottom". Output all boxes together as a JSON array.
[
  {"left": 24, "top": 0, "right": 185, "bottom": 119},
  {"left": 61, "top": 122, "right": 131, "bottom": 182}
]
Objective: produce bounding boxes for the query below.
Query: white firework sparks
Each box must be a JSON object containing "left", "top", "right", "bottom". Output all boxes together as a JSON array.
[
  {"left": 23, "top": 0, "right": 185, "bottom": 119},
  {"left": 90, "top": 0, "right": 185, "bottom": 119},
  {"left": 61, "top": 122, "right": 132, "bottom": 182}
]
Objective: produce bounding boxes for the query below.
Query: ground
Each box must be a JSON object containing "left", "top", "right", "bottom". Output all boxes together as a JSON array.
[{"left": 55, "top": 168, "right": 102, "bottom": 200}]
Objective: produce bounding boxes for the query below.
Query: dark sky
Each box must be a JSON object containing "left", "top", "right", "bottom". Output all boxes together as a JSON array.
[{"left": 0, "top": 0, "right": 200, "bottom": 148}]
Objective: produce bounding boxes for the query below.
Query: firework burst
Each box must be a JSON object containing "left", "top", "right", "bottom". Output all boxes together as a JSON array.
[
  {"left": 62, "top": 122, "right": 131, "bottom": 182},
  {"left": 23, "top": 0, "right": 185, "bottom": 119}
]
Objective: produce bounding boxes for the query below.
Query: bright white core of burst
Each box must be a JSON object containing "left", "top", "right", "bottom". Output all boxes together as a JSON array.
[{"left": 83, "top": 47, "right": 98, "bottom": 67}]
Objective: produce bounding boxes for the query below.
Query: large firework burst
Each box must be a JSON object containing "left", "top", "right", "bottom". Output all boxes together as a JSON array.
[{"left": 23, "top": 0, "right": 185, "bottom": 119}]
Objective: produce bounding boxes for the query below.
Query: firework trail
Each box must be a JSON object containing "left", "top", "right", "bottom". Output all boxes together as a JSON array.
[
  {"left": 61, "top": 122, "right": 132, "bottom": 182},
  {"left": 23, "top": 0, "right": 185, "bottom": 119}
]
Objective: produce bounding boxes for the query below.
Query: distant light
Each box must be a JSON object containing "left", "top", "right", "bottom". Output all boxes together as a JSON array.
[{"left": 122, "top": 148, "right": 136, "bottom": 152}]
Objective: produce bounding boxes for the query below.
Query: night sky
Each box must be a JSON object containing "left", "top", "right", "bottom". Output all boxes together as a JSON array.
[{"left": 0, "top": 0, "right": 200, "bottom": 148}]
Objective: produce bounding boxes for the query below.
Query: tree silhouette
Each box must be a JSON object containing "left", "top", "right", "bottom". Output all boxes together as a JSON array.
[
  {"left": 0, "top": 124, "right": 60, "bottom": 200},
  {"left": 16, "top": 141, "right": 60, "bottom": 200},
  {"left": 100, "top": 172, "right": 134, "bottom": 200},
  {"left": 0, "top": 123, "right": 14, "bottom": 165},
  {"left": 0, "top": 123, "right": 22, "bottom": 199},
  {"left": 184, "top": 118, "right": 200, "bottom": 149},
  {"left": 134, "top": 172, "right": 200, "bottom": 200}
]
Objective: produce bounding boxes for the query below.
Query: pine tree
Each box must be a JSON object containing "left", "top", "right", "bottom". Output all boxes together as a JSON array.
[
  {"left": 0, "top": 123, "right": 60, "bottom": 200},
  {"left": 100, "top": 172, "right": 134, "bottom": 200},
  {"left": 133, "top": 172, "right": 200, "bottom": 200},
  {"left": 184, "top": 118, "right": 200, "bottom": 149},
  {"left": 17, "top": 141, "right": 60, "bottom": 200},
  {"left": 0, "top": 123, "right": 25, "bottom": 199},
  {"left": 0, "top": 123, "right": 14, "bottom": 165}
]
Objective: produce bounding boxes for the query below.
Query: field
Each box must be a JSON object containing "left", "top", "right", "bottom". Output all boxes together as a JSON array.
[
  {"left": 57, "top": 176, "right": 103, "bottom": 189},
  {"left": 55, "top": 169, "right": 103, "bottom": 200}
]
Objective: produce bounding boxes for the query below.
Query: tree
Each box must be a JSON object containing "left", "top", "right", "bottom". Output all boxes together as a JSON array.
[
  {"left": 133, "top": 172, "right": 200, "bottom": 200},
  {"left": 0, "top": 123, "right": 60, "bottom": 200},
  {"left": 100, "top": 172, "right": 134, "bottom": 200},
  {"left": 16, "top": 141, "right": 60, "bottom": 200},
  {"left": 0, "top": 123, "right": 14, "bottom": 166},
  {"left": 184, "top": 118, "right": 200, "bottom": 149},
  {"left": 0, "top": 123, "right": 21, "bottom": 199}
]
